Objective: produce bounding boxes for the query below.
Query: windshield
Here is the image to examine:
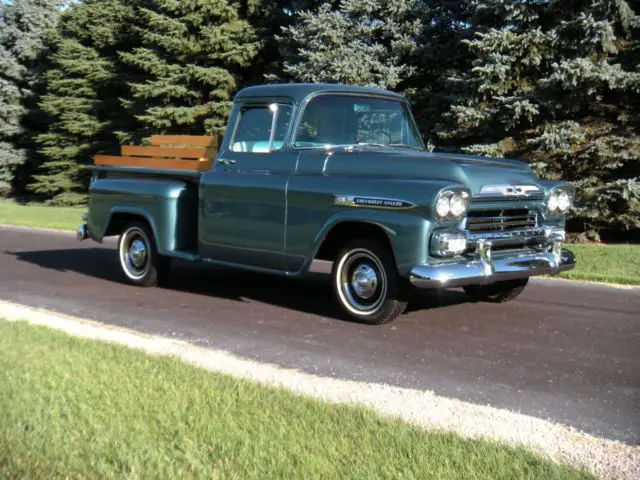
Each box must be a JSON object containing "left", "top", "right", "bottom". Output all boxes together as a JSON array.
[{"left": 293, "top": 94, "right": 424, "bottom": 149}]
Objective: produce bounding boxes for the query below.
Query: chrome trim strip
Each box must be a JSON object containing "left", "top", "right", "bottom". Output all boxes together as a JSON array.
[
  {"left": 410, "top": 243, "right": 576, "bottom": 288},
  {"left": 267, "top": 103, "right": 279, "bottom": 152},
  {"left": 333, "top": 195, "right": 417, "bottom": 210},
  {"left": 465, "top": 227, "right": 546, "bottom": 241},
  {"left": 463, "top": 225, "right": 565, "bottom": 242}
]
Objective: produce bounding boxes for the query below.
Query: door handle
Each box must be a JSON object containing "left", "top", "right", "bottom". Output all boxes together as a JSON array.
[{"left": 218, "top": 158, "right": 237, "bottom": 165}]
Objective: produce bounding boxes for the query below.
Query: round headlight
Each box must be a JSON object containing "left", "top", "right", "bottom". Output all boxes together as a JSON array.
[
  {"left": 557, "top": 191, "right": 570, "bottom": 212},
  {"left": 547, "top": 188, "right": 573, "bottom": 215},
  {"left": 435, "top": 189, "right": 470, "bottom": 220},
  {"left": 450, "top": 193, "right": 467, "bottom": 217},
  {"left": 436, "top": 195, "right": 450, "bottom": 217}
]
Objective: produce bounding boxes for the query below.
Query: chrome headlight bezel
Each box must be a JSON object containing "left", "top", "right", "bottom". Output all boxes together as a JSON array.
[
  {"left": 546, "top": 185, "right": 574, "bottom": 215},
  {"left": 434, "top": 188, "right": 471, "bottom": 221}
]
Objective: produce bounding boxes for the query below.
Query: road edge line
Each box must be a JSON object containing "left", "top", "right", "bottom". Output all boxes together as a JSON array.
[
  {"left": 1, "top": 224, "right": 638, "bottom": 290},
  {"left": 0, "top": 223, "right": 76, "bottom": 236},
  {"left": 1, "top": 299, "right": 637, "bottom": 480}
]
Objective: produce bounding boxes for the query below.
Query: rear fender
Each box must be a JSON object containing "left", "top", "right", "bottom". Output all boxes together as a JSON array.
[{"left": 88, "top": 178, "right": 198, "bottom": 254}]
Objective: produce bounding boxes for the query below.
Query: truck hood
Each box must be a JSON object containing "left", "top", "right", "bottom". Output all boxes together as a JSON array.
[{"left": 322, "top": 148, "right": 542, "bottom": 195}]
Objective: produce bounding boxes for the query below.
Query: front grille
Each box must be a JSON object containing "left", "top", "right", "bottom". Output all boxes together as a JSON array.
[{"left": 465, "top": 208, "right": 537, "bottom": 232}]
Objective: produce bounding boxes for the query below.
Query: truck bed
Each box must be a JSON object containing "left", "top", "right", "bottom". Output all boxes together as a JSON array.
[{"left": 86, "top": 135, "right": 219, "bottom": 255}]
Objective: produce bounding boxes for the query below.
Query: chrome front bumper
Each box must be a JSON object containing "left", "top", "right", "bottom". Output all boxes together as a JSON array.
[{"left": 409, "top": 239, "right": 576, "bottom": 289}]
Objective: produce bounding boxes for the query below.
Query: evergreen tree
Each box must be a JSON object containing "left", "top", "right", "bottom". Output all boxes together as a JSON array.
[
  {"left": 118, "top": 0, "right": 261, "bottom": 138},
  {"left": 0, "top": 0, "right": 63, "bottom": 197},
  {"left": 273, "top": 0, "right": 423, "bottom": 89},
  {"left": 407, "top": 1, "right": 474, "bottom": 147},
  {"left": 31, "top": 0, "right": 262, "bottom": 205},
  {"left": 31, "top": 0, "right": 140, "bottom": 205},
  {"left": 240, "top": 1, "right": 326, "bottom": 86},
  {"left": 269, "top": 0, "right": 476, "bottom": 146},
  {"left": 436, "top": 0, "right": 640, "bottom": 238}
]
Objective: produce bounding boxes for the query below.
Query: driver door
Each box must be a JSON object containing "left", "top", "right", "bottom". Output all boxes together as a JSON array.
[{"left": 199, "top": 101, "right": 297, "bottom": 271}]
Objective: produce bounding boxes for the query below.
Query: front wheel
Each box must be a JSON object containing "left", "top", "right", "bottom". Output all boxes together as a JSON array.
[
  {"left": 331, "top": 238, "right": 409, "bottom": 325},
  {"left": 117, "top": 221, "right": 168, "bottom": 287},
  {"left": 463, "top": 278, "right": 529, "bottom": 303}
]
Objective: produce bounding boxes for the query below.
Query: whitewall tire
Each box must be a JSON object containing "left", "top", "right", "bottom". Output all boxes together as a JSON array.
[
  {"left": 117, "top": 221, "right": 167, "bottom": 287},
  {"left": 331, "top": 238, "right": 409, "bottom": 324}
]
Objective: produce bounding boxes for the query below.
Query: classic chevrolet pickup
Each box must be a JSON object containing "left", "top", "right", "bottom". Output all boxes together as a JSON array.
[{"left": 77, "top": 83, "right": 576, "bottom": 324}]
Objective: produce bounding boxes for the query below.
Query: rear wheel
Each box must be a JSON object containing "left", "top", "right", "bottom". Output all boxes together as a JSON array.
[
  {"left": 117, "top": 221, "right": 168, "bottom": 287},
  {"left": 463, "top": 278, "right": 528, "bottom": 303},
  {"left": 331, "top": 238, "right": 409, "bottom": 324}
]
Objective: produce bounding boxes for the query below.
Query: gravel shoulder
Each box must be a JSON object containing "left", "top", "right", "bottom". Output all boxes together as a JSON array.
[{"left": 2, "top": 299, "right": 638, "bottom": 480}]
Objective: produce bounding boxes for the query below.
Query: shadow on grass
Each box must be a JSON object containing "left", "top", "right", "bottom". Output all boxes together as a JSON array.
[{"left": 7, "top": 246, "right": 470, "bottom": 322}]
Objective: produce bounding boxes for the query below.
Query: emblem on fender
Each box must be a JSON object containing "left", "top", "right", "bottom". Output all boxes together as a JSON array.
[{"left": 333, "top": 195, "right": 417, "bottom": 209}]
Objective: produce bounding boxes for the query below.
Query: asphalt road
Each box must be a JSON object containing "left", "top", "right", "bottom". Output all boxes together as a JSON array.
[{"left": 1, "top": 226, "right": 639, "bottom": 445}]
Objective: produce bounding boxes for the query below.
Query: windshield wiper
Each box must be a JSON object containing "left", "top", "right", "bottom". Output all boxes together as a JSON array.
[
  {"left": 329, "top": 143, "right": 424, "bottom": 151},
  {"left": 388, "top": 143, "right": 424, "bottom": 150},
  {"left": 336, "top": 143, "right": 385, "bottom": 151}
]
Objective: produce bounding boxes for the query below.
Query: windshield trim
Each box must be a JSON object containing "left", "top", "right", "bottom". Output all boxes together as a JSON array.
[{"left": 289, "top": 91, "right": 425, "bottom": 152}]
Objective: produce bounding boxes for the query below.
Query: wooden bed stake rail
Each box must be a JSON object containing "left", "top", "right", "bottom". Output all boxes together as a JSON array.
[
  {"left": 120, "top": 146, "right": 213, "bottom": 159},
  {"left": 94, "top": 135, "right": 218, "bottom": 172},
  {"left": 150, "top": 135, "right": 217, "bottom": 147}
]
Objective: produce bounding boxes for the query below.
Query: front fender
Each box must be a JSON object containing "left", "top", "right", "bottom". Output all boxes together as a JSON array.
[{"left": 306, "top": 209, "right": 432, "bottom": 277}]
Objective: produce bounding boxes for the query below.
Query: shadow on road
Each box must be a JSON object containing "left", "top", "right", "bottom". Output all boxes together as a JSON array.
[{"left": 7, "top": 247, "right": 471, "bottom": 322}]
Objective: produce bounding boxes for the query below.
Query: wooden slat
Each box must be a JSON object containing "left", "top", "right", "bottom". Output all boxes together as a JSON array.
[
  {"left": 150, "top": 135, "right": 216, "bottom": 147},
  {"left": 121, "top": 145, "right": 213, "bottom": 159},
  {"left": 95, "top": 155, "right": 211, "bottom": 171}
]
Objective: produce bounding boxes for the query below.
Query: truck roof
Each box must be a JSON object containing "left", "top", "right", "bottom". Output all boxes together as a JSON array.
[{"left": 234, "top": 82, "right": 406, "bottom": 104}]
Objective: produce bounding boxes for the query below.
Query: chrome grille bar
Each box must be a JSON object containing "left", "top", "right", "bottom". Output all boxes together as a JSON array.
[{"left": 466, "top": 208, "right": 537, "bottom": 232}]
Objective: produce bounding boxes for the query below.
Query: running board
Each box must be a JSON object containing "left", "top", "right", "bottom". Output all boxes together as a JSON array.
[{"left": 168, "top": 250, "right": 201, "bottom": 262}]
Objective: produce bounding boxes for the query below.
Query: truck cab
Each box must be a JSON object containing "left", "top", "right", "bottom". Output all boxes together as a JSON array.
[{"left": 78, "top": 83, "right": 576, "bottom": 324}]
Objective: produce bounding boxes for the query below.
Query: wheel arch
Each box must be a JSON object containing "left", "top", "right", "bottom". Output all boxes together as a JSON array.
[
  {"left": 105, "top": 208, "right": 160, "bottom": 247},
  {"left": 313, "top": 220, "right": 398, "bottom": 267},
  {"left": 302, "top": 210, "right": 429, "bottom": 278}
]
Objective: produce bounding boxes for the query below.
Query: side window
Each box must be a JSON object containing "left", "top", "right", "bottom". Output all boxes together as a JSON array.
[{"left": 230, "top": 103, "right": 293, "bottom": 153}]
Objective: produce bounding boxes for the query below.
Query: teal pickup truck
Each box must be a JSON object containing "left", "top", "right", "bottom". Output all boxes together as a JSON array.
[{"left": 77, "top": 83, "right": 576, "bottom": 324}]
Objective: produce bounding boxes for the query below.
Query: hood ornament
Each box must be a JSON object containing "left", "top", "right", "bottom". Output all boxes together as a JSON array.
[{"left": 477, "top": 184, "right": 541, "bottom": 198}]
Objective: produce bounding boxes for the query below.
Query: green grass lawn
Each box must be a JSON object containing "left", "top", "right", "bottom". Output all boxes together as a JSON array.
[
  {"left": 0, "top": 199, "right": 84, "bottom": 231},
  {"left": 557, "top": 243, "right": 640, "bottom": 286},
  {"left": 0, "top": 199, "right": 637, "bottom": 285},
  {"left": 0, "top": 319, "right": 591, "bottom": 480}
]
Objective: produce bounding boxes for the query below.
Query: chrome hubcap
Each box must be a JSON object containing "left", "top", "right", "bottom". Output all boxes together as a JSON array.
[
  {"left": 351, "top": 264, "right": 378, "bottom": 299},
  {"left": 337, "top": 249, "right": 387, "bottom": 315},
  {"left": 129, "top": 239, "right": 147, "bottom": 268},
  {"left": 119, "top": 227, "right": 151, "bottom": 280}
]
